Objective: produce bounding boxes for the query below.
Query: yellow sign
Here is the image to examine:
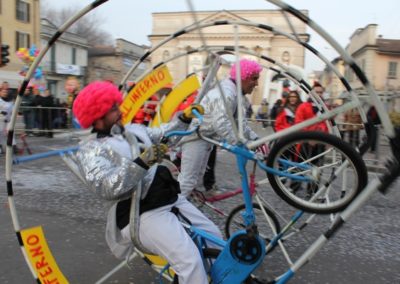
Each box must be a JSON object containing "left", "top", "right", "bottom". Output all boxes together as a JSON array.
[
  {"left": 120, "top": 65, "right": 173, "bottom": 125},
  {"left": 20, "top": 226, "right": 68, "bottom": 284},
  {"left": 151, "top": 74, "right": 200, "bottom": 127}
]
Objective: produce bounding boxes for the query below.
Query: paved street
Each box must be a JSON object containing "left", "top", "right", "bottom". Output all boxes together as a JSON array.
[{"left": 1, "top": 127, "right": 400, "bottom": 284}]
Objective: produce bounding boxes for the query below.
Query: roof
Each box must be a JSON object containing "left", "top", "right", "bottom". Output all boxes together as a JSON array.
[
  {"left": 88, "top": 46, "right": 116, "bottom": 56},
  {"left": 152, "top": 9, "right": 283, "bottom": 15},
  {"left": 376, "top": 38, "right": 400, "bottom": 54}
]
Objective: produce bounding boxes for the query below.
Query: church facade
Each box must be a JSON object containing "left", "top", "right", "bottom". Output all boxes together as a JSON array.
[{"left": 149, "top": 9, "right": 308, "bottom": 106}]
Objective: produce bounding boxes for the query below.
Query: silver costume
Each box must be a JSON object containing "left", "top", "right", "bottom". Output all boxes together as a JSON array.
[
  {"left": 74, "top": 117, "right": 221, "bottom": 284},
  {"left": 196, "top": 78, "right": 258, "bottom": 144},
  {"left": 76, "top": 120, "right": 183, "bottom": 201},
  {"left": 178, "top": 78, "right": 258, "bottom": 196}
]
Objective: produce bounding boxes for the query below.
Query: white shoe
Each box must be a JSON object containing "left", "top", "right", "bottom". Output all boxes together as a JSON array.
[{"left": 203, "top": 185, "right": 225, "bottom": 198}]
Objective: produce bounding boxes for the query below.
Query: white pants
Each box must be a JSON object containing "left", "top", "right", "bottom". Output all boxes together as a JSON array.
[
  {"left": 121, "top": 195, "right": 222, "bottom": 284},
  {"left": 178, "top": 139, "right": 213, "bottom": 197}
]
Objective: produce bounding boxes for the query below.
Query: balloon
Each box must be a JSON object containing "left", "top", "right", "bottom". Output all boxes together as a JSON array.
[
  {"left": 38, "top": 85, "right": 46, "bottom": 92},
  {"left": 16, "top": 45, "right": 42, "bottom": 79},
  {"left": 29, "top": 45, "right": 37, "bottom": 57},
  {"left": 34, "top": 67, "right": 43, "bottom": 80}
]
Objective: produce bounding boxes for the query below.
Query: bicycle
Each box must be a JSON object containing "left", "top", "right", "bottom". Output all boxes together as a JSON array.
[
  {"left": 4, "top": 1, "right": 400, "bottom": 283},
  {"left": 149, "top": 105, "right": 367, "bottom": 282},
  {"left": 165, "top": 133, "right": 347, "bottom": 273}
]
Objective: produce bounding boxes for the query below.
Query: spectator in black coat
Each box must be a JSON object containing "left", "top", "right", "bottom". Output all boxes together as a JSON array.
[{"left": 34, "top": 89, "right": 54, "bottom": 137}]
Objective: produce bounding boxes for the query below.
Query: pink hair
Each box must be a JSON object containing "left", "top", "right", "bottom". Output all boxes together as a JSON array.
[
  {"left": 229, "top": 59, "right": 262, "bottom": 81},
  {"left": 72, "top": 81, "right": 122, "bottom": 128}
]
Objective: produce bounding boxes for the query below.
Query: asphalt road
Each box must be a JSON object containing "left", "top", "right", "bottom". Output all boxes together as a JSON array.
[{"left": 1, "top": 131, "right": 400, "bottom": 284}]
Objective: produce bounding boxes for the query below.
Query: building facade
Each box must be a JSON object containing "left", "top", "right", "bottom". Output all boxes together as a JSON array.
[
  {"left": 40, "top": 18, "right": 89, "bottom": 102},
  {"left": 319, "top": 57, "right": 346, "bottom": 104},
  {"left": 149, "top": 10, "right": 308, "bottom": 106},
  {"left": 0, "top": 0, "right": 40, "bottom": 90},
  {"left": 344, "top": 24, "right": 400, "bottom": 111},
  {"left": 86, "top": 39, "right": 150, "bottom": 86}
]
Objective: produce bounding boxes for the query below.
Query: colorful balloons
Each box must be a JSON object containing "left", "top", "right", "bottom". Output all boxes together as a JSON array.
[
  {"left": 16, "top": 45, "right": 44, "bottom": 89},
  {"left": 16, "top": 45, "right": 40, "bottom": 64}
]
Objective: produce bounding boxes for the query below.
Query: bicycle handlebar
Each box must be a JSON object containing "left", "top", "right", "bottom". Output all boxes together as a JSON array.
[{"left": 164, "top": 109, "right": 203, "bottom": 138}]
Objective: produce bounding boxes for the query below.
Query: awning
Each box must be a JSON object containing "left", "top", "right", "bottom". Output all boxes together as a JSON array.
[{"left": 0, "top": 70, "right": 25, "bottom": 88}]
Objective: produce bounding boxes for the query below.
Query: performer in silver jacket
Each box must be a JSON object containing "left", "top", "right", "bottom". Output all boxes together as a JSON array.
[
  {"left": 178, "top": 59, "right": 262, "bottom": 197},
  {"left": 72, "top": 81, "right": 221, "bottom": 284}
]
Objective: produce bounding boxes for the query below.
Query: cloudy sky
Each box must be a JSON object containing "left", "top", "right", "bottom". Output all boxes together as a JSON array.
[{"left": 42, "top": 0, "right": 400, "bottom": 72}]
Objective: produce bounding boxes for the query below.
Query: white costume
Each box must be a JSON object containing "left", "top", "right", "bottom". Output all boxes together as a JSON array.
[
  {"left": 75, "top": 120, "right": 222, "bottom": 284},
  {"left": 178, "top": 79, "right": 258, "bottom": 196}
]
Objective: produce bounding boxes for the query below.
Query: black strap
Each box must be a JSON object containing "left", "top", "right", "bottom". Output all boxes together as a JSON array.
[
  {"left": 170, "top": 206, "right": 192, "bottom": 226},
  {"left": 116, "top": 198, "right": 132, "bottom": 230}
]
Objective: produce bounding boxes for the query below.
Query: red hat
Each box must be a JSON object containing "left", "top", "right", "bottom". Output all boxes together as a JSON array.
[{"left": 72, "top": 81, "right": 122, "bottom": 128}]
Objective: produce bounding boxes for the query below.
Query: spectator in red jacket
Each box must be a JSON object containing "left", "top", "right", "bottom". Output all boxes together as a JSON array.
[
  {"left": 294, "top": 82, "right": 328, "bottom": 197},
  {"left": 295, "top": 82, "right": 328, "bottom": 133},
  {"left": 274, "top": 90, "right": 302, "bottom": 132},
  {"left": 274, "top": 90, "right": 302, "bottom": 192},
  {"left": 132, "top": 94, "right": 159, "bottom": 125}
]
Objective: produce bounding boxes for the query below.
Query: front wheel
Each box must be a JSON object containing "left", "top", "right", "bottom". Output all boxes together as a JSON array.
[{"left": 266, "top": 131, "right": 368, "bottom": 214}]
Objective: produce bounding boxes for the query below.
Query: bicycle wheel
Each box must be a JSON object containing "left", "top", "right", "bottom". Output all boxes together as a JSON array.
[
  {"left": 225, "top": 203, "right": 281, "bottom": 241},
  {"left": 266, "top": 131, "right": 368, "bottom": 214}
]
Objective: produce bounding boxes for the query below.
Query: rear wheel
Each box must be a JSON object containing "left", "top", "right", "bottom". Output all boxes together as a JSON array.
[
  {"left": 225, "top": 203, "right": 281, "bottom": 242},
  {"left": 267, "top": 131, "right": 368, "bottom": 214}
]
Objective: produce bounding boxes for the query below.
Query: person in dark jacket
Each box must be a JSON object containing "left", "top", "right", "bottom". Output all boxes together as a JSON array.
[
  {"left": 270, "top": 99, "right": 283, "bottom": 130},
  {"left": 20, "top": 86, "right": 36, "bottom": 136},
  {"left": 34, "top": 89, "right": 54, "bottom": 137},
  {"left": 367, "top": 106, "right": 381, "bottom": 152}
]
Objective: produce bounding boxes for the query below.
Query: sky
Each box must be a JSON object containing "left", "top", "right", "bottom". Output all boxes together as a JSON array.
[{"left": 42, "top": 0, "right": 400, "bottom": 73}]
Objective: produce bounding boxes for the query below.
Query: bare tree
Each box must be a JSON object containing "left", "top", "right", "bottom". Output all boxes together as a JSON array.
[{"left": 41, "top": 2, "right": 114, "bottom": 46}]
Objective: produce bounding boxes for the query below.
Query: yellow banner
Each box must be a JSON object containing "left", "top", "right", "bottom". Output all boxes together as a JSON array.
[
  {"left": 120, "top": 65, "right": 173, "bottom": 125},
  {"left": 20, "top": 226, "right": 68, "bottom": 284},
  {"left": 151, "top": 74, "right": 200, "bottom": 127}
]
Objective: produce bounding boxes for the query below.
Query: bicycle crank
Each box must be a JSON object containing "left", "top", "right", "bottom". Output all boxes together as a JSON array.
[{"left": 211, "top": 231, "right": 265, "bottom": 284}]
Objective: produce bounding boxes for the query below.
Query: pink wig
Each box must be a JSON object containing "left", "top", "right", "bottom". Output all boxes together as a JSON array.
[
  {"left": 72, "top": 81, "right": 122, "bottom": 128},
  {"left": 229, "top": 59, "right": 262, "bottom": 81}
]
